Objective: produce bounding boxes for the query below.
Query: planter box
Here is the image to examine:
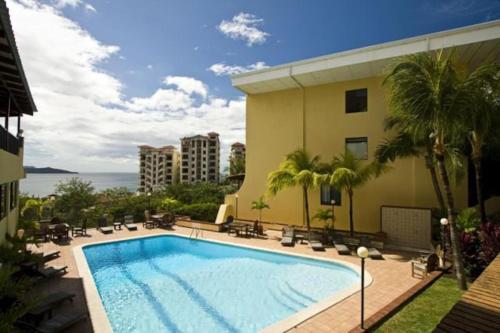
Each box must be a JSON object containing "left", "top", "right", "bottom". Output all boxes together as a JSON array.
[{"left": 175, "top": 219, "right": 222, "bottom": 232}]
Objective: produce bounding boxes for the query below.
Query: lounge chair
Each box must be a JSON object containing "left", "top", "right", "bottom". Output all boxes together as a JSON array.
[
  {"left": 281, "top": 227, "right": 295, "bottom": 247},
  {"left": 143, "top": 210, "right": 155, "bottom": 229},
  {"left": 26, "top": 292, "right": 75, "bottom": 322},
  {"left": 333, "top": 235, "right": 351, "bottom": 255},
  {"left": 97, "top": 216, "right": 113, "bottom": 234},
  {"left": 222, "top": 215, "right": 234, "bottom": 232},
  {"left": 16, "top": 310, "right": 87, "bottom": 333},
  {"left": 34, "top": 250, "right": 61, "bottom": 263},
  {"left": 310, "top": 240, "right": 325, "bottom": 251},
  {"left": 360, "top": 236, "right": 384, "bottom": 260},
  {"left": 158, "top": 213, "right": 175, "bottom": 229},
  {"left": 412, "top": 253, "right": 439, "bottom": 279},
  {"left": 124, "top": 215, "right": 138, "bottom": 231},
  {"left": 22, "top": 264, "right": 68, "bottom": 279},
  {"left": 71, "top": 220, "right": 87, "bottom": 237},
  {"left": 34, "top": 222, "right": 51, "bottom": 242},
  {"left": 51, "top": 224, "right": 69, "bottom": 242}
]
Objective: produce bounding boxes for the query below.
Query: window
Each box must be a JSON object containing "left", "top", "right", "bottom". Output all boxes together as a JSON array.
[
  {"left": 346, "top": 137, "right": 368, "bottom": 160},
  {"left": 0, "top": 184, "right": 6, "bottom": 219},
  {"left": 10, "top": 182, "right": 17, "bottom": 210},
  {"left": 346, "top": 88, "right": 367, "bottom": 113},
  {"left": 320, "top": 185, "right": 342, "bottom": 205}
]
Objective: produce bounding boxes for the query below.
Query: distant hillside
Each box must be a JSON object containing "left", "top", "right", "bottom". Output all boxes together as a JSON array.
[{"left": 25, "top": 166, "right": 78, "bottom": 174}]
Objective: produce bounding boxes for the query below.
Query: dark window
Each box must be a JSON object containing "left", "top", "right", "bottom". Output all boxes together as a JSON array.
[
  {"left": 346, "top": 88, "right": 367, "bottom": 113},
  {"left": 209, "top": 141, "right": 216, "bottom": 146},
  {"left": 166, "top": 156, "right": 172, "bottom": 161},
  {"left": 182, "top": 148, "right": 188, "bottom": 153},
  {"left": 182, "top": 175, "right": 188, "bottom": 180},
  {"left": 346, "top": 137, "right": 368, "bottom": 160},
  {"left": 0, "top": 184, "right": 6, "bottom": 219},
  {"left": 182, "top": 154, "right": 188, "bottom": 159},
  {"left": 320, "top": 185, "right": 342, "bottom": 205},
  {"left": 10, "top": 182, "right": 17, "bottom": 210}
]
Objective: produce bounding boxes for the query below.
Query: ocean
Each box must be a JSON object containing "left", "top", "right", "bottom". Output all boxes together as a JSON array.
[{"left": 20, "top": 173, "right": 138, "bottom": 197}]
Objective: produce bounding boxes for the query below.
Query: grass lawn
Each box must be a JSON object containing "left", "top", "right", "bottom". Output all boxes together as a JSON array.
[{"left": 375, "top": 276, "right": 463, "bottom": 333}]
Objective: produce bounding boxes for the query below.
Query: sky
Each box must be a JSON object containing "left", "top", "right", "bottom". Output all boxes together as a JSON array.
[{"left": 8, "top": 0, "right": 500, "bottom": 172}]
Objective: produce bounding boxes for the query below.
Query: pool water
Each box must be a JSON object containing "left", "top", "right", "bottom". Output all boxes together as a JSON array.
[{"left": 83, "top": 235, "right": 359, "bottom": 333}]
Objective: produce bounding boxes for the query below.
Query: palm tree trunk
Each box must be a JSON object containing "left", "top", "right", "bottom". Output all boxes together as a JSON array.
[
  {"left": 303, "top": 186, "right": 311, "bottom": 240},
  {"left": 472, "top": 158, "right": 487, "bottom": 223},
  {"left": 425, "top": 145, "right": 445, "bottom": 211},
  {"left": 436, "top": 153, "right": 467, "bottom": 290},
  {"left": 348, "top": 190, "right": 354, "bottom": 237}
]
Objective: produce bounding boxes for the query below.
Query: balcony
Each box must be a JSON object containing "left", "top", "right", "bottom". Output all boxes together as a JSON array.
[{"left": 0, "top": 126, "right": 21, "bottom": 155}]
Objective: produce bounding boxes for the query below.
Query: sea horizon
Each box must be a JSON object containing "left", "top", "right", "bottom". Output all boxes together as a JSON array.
[{"left": 20, "top": 172, "right": 139, "bottom": 197}]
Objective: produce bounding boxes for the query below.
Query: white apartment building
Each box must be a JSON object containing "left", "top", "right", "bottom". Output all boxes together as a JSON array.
[
  {"left": 180, "top": 132, "right": 220, "bottom": 184},
  {"left": 139, "top": 145, "right": 180, "bottom": 192}
]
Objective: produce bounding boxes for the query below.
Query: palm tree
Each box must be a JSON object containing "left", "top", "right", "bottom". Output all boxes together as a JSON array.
[
  {"left": 458, "top": 62, "right": 500, "bottom": 223},
  {"left": 313, "top": 208, "right": 334, "bottom": 229},
  {"left": 326, "top": 150, "right": 387, "bottom": 236},
  {"left": 267, "top": 149, "right": 322, "bottom": 239},
  {"left": 251, "top": 196, "right": 270, "bottom": 222},
  {"left": 384, "top": 50, "right": 468, "bottom": 290}
]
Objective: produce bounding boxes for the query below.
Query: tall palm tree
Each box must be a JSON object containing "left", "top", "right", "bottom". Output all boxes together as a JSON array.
[
  {"left": 251, "top": 196, "right": 270, "bottom": 222},
  {"left": 267, "top": 149, "right": 322, "bottom": 239},
  {"left": 326, "top": 150, "right": 387, "bottom": 236},
  {"left": 458, "top": 62, "right": 500, "bottom": 223},
  {"left": 384, "top": 50, "right": 468, "bottom": 290}
]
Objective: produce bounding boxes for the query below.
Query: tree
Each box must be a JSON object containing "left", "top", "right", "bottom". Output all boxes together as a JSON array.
[
  {"left": 326, "top": 150, "right": 387, "bottom": 237},
  {"left": 313, "top": 208, "right": 334, "bottom": 230},
  {"left": 458, "top": 62, "right": 500, "bottom": 223},
  {"left": 54, "top": 178, "right": 96, "bottom": 225},
  {"left": 229, "top": 156, "right": 245, "bottom": 176},
  {"left": 384, "top": 51, "right": 468, "bottom": 290},
  {"left": 267, "top": 149, "right": 322, "bottom": 240},
  {"left": 251, "top": 196, "right": 270, "bottom": 222}
]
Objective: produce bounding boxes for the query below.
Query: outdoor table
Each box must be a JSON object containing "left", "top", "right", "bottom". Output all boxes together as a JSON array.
[
  {"left": 113, "top": 222, "right": 122, "bottom": 230},
  {"left": 151, "top": 214, "right": 164, "bottom": 227},
  {"left": 230, "top": 222, "right": 249, "bottom": 237},
  {"left": 295, "top": 234, "right": 306, "bottom": 244}
]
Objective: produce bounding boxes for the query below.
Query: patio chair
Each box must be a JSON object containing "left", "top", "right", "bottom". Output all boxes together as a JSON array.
[
  {"left": 333, "top": 235, "right": 351, "bottom": 255},
  {"left": 124, "top": 215, "right": 138, "bottom": 231},
  {"left": 34, "top": 250, "right": 61, "bottom": 264},
  {"left": 25, "top": 291, "right": 75, "bottom": 323},
  {"left": 412, "top": 253, "right": 439, "bottom": 279},
  {"left": 34, "top": 222, "right": 51, "bottom": 242},
  {"left": 22, "top": 264, "right": 68, "bottom": 280},
  {"left": 158, "top": 213, "right": 175, "bottom": 229},
  {"left": 16, "top": 310, "right": 87, "bottom": 333},
  {"left": 247, "top": 220, "right": 260, "bottom": 237},
  {"left": 222, "top": 215, "right": 234, "bottom": 232},
  {"left": 360, "top": 235, "right": 384, "bottom": 260},
  {"left": 51, "top": 224, "right": 69, "bottom": 242},
  {"left": 144, "top": 210, "right": 155, "bottom": 229},
  {"left": 310, "top": 232, "right": 325, "bottom": 251},
  {"left": 97, "top": 216, "right": 113, "bottom": 234},
  {"left": 281, "top": 227, "right": 295, "bottom": 247},
  {"left": 71, "top": 219, "right": 87, "bottom": 237}
]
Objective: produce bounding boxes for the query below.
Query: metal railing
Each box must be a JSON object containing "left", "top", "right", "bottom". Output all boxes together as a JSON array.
[{"left": 0, "top": 125, "right": 20, "bottom": 155}]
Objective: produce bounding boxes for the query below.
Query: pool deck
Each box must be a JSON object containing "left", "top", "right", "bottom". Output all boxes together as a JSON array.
[{"left": 30, "top": 225, "right": 423, "bottom": 333}]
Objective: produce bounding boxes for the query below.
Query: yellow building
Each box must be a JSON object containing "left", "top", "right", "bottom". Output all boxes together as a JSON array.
[
  {"left": 224, "top": 20, "right": 500, "bottom": 235},
  {"left": 0, "top": 1, "right": 37, "bottom": 244}
]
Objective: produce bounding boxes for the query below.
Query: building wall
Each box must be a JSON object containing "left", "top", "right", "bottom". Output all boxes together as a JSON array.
[
  {"left": 139, "top": 147, "right": 180, "bottom": 192},
  {"left": 0, "top": 147, "right": 24, "bottom": 244},
  {"left": 225, "top": 77, "right": 468, "bottom": 233},
  {"left": 180, "top": 134, "right": 220, "bottom": 184}
]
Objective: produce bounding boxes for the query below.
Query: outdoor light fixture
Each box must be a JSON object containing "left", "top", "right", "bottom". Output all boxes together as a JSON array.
[
  {"left": 331, "top": 199, "right": 336, "bottom": 233},
  {"left": 235, "top": 193, "right": 239, "bottom": 219},
  {"left": 17, "top": 228, "right": 25, "bottom": 239},
  {"left": 357, "top": 246, "right": 369, "bottom": 330},
  {"left": 440, "top": 218, "right": 449, "bottom": 267}
]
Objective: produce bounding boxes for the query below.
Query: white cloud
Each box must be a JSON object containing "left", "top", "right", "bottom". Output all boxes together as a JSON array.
[
  {"left": 84, "top": 3, "right": 96, "bottom": 12},
  {"left": 218, "top": 12, "right": 269, "bottom": 46},
  {"left": 208, "top": 61, "right": 268, "bottom": 76},
  {"left": 53, "top": 0, "right": 96, "bottom": 12},
  {"left": 8, "top": 0, "right": 245, "bottom": 173},
  {"left": 147, "top": 64, "right": 153, "bottom": 70}
]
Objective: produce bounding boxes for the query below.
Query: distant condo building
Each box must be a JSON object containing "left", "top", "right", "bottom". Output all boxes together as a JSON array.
[
  {"left": 139, "top": 145, "right": 180, "bottom": 192},
  {"left": 230, "top": 142, "right": 245, "bottom": 163},
  {"left": 180, "top": 132, "right": 220, "bottom": 183}
]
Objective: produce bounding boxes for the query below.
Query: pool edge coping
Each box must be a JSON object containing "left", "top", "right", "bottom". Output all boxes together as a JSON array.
[{"left": 72, "top": 231, "right": 373, "bottom": 333}]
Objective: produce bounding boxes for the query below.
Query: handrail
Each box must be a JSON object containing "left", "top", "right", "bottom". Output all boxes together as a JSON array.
[{"left": 0, "top": 125, "right": 20, "bottom": 155}]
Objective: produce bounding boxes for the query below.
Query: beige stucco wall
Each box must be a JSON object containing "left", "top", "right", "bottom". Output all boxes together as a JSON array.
[
  {"left": 225, "top": 77, "right": 468, "bottom": 233},
  {"left": 0, "top": 147, "right": 24, "bottom": 244}
]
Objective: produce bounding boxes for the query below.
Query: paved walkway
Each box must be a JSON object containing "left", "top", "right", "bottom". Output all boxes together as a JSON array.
[{"left": 31, "top": 225, "right": 422, "bottom": 332}]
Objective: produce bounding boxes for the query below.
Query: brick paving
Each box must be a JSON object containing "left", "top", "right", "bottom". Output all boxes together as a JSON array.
[{"left": 30, "top": 225, "right": 425, "bottom": 332}]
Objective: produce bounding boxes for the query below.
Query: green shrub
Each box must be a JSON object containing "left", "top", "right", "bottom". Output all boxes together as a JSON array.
[
  {"left": 175, "top": 203, "right": 219, "bottom": 222},
  {"left": 457, "top": 208, "right": 481, "bottom": 232}
]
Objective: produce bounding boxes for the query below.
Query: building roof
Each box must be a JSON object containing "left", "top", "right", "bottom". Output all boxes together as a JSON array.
[
  {"left": 231, "top": 142, "right": 245, "bottom": 147},
  {"left": 0, "top": 0, "right": 36, "bottom": 116},
  {"left": 232, "top": 20, "right": 500, "bottom": 95},
  {"left": 138, "top": 145, "right": 177, "bottom": 152},
  {"left": 182, "top": 132, "right": 219, "bottom": 141}
]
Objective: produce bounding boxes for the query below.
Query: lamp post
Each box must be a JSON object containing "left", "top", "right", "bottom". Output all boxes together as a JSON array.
[
  {"left": 235, "top": 193, "right": 239, "bottom": 219},
  {"left": 147, "top": 192, "right": 152, "bottom": 212},
  {"left": 331, "top": 199, "right": 336, "bottom": 233},
  {"left": 440, "top": 218, "right": 449, "bottom": 267},
  {"left": 357, "top": 246, "right": 369, "bottom": 330}
]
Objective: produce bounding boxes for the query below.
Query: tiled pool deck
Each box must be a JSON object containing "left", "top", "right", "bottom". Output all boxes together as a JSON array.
[{"left": 30, "top": 225, "right": 423, "bottom": 332}]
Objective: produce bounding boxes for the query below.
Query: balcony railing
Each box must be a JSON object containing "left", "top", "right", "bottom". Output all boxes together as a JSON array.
[{"left": 0, "top": 126, "right": 20, "bottom": 155}]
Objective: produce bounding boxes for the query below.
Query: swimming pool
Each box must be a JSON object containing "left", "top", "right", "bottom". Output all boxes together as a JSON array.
[{"left": 79, "top": 235, "right": 363, "bottom": 333}]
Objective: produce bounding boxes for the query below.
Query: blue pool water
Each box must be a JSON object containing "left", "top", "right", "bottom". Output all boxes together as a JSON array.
[{"left": 83, "top": 235, "right": 359, "bottom": 333}]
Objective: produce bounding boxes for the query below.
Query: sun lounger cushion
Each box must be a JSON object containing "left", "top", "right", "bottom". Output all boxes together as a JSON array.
[
  {"left": 281, "top": 236, "right": 294, "bottom": 246},
  {"left": 310, "top": 241, "right": 325, "bottom": 251},
  {"left": 99, "top": 226, "right": 113, "bottom": 234},
  {"left": 125, "top": 223, "right": 137, "bottom": 231},
  {"left": 334, "top": 244, "right": 350, "bottom": 255},
  {"left": 368, "top": 247, "right": 383, "bottom": 259},
  {"left": 39, "top": 265, "right": 68, "bottom": 278}
]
